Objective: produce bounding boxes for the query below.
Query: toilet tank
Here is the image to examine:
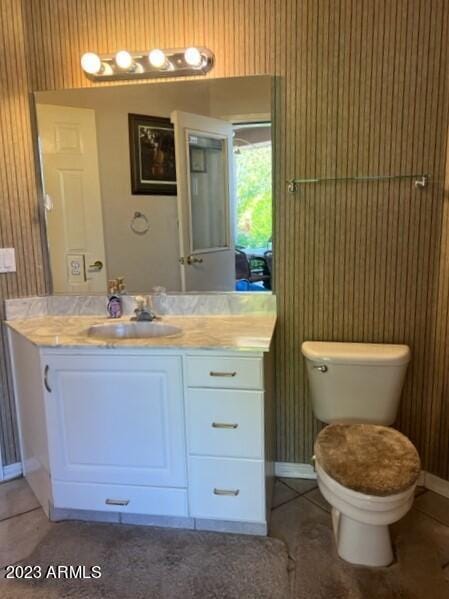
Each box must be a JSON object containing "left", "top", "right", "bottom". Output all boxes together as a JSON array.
[{"left": 302, "top": 341, "right": 411, "bottom": 425}]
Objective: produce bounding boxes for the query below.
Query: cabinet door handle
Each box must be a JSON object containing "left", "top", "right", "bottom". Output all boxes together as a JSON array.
[
  {"left": 105, "top": 498, "right": 130, "bottom": 506},
  {"left": 209, "top": 371, "right": 237, "bottom": 377},
  {"left": 44, "top": 365, "right": 52, "bottom": 393},
  {"left": 213, "top": 488, "right": 240, "bottom": 497},
  {"left": 212, "top": 422, "right": 239, "bottom": 429}
]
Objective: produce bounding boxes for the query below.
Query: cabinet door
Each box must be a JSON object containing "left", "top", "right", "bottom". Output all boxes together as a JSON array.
[{"left": 43, "top": 354, "right": 186, "bottom": 488}]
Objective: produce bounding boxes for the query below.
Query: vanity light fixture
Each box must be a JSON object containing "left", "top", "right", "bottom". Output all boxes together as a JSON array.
[
  {"left": 81, "top": 47, "right": 215, "bottom": 81},
  {"left": 80, "top": 52, "right": 103, "bottom": 75},
  {"left": 184, "top": 47, "right": 203, "bottom": 67},
  {"left": 115, "top": 50, "right": 136, "bottom": 71},
  {"left": 148, "top": 48, "right": 168, "bottom": 69}
]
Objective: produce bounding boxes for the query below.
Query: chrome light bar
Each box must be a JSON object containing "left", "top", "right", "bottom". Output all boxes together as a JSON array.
[{"left": 80, "top": 47, "right": 215, "bottom": 82}]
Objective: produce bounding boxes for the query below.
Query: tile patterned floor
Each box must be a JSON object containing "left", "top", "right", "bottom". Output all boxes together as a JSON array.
[
  {"left": 271, "top": 478, "right": 449, "bottom": 598},
  {"left": 0, "top": 479, "right": 52, "bottom": 573},
  {"left": 1, "top": 476, "right": 449, "bottom": 597}
]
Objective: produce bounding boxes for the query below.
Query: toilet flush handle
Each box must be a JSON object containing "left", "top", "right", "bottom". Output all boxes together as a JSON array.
[{"left": 313, "top": 364, "right": 328, "bottom": 373}]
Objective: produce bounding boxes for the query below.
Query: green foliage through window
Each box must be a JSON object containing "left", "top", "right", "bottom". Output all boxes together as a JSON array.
[{"left": 235, "top": 144, "right": 272, "bottom": 249}]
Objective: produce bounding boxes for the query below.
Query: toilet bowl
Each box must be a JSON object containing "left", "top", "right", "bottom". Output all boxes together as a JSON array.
[
  {"left": 301, "top": 341, "right": 420, "bottom": 567},
  {"left": 313, "top": 423, "right": 420, "bottom": 567},
  {"left": 315, "top": 459, "right": 416, "bottom": 566}
]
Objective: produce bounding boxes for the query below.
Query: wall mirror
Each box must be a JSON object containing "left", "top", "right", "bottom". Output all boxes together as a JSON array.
[{"left": 34, "top": 75, "right": 273, "bottom": 294}]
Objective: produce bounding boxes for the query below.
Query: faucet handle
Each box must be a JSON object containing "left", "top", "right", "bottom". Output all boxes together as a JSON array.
[
  {"left": 135, "top": 295, "right": 146, "bottom": 310},
  {"left": 116, "top": 276, "right": 126, "bottom": 294},
  {"left": 108, "top": 279, "right": 118, "bottom": 294}
]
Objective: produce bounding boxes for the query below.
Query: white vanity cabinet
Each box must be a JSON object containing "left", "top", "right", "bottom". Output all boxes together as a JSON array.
[
  {"left": 8, "top": 329, "right": 274, "bottom": 535},
  {"left": 185, "top": 355, "right": 267, "bottom": 527},
  {"left": 43, "top": 353, "right": 188, "bottom": 517}
]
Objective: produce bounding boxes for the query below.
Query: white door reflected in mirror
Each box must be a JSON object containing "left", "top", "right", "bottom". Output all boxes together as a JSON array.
[
  {"left": 37, "top": 104, "right": 107, "bottom": 294},
  {"left": 171, "top": 110, "right": 235, "bottom": 292}
]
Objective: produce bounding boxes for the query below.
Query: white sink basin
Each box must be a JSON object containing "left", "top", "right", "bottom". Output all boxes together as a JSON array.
[{"left": 88, "top": 321, "right": 182, "bottom": 339}]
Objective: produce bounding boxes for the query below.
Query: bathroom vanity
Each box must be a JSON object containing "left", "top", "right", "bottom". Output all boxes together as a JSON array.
[
  {"left": 2, "top": 72, "right": 277, "bottom": 534},
  {"left": 6, "top": 300, "right": 275, "bottom": 535}
]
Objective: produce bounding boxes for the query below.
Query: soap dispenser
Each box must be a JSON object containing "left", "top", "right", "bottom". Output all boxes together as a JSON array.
[{"left": 107, "top": 278, "right": 123, "bottom": 319}]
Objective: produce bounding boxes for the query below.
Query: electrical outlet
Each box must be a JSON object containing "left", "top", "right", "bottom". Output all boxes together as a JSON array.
[{"left": 0, "top": 248, "right": 16, "bottom": 273}]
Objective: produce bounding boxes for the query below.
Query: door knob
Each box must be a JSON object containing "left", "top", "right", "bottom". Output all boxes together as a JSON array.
[
  {"left": 179, "top": 255, "right": 204, "bottom": 265},
  {"left": 186, "top": 255, "right": 203, "bottom": 265},
  {"left": 88, "top": 260, "right": 104, "bottom": 272}
]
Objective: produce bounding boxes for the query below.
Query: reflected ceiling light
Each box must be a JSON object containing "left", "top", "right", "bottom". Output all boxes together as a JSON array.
[
  {"left": 80, "top": 47, "right": 215, "bottom": 81},
  {"left": 184, "top": 47, "right": 202, "bottom": 67},
  {"left": 80, "top": 52, "right": 103, "bottom": 75},
  {"left": 148, "top": 48, "right": 168, "bottom": 69},
  {"left": 115, "top": 50, "right": 134, "bottom": 70}
]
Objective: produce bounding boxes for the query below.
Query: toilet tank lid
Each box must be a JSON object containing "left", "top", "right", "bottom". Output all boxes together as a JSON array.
[{"left": 301, "top": 341, "right": 411, "bottom": 366}]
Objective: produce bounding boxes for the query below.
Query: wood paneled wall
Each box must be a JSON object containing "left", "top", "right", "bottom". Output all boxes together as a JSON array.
[
  {"left": 0, "top": 0, "right": 50, "bottom": 464},
  {"left": 431, "top": 132, "right": 449, "bottom": 478},
  {"left": 1, "top": 0, "right": 449, "bottom": 479}
]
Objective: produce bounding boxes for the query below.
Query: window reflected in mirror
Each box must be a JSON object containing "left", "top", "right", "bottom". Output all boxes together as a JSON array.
[
  {"left": 233, "top": 122, "right": 272, "bottom": 291},
  {"left": 188, "top": 134, "right": 229, "bottom": 252}
]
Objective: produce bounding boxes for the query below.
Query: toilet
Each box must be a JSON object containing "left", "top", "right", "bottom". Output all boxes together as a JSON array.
[{"left": 301, "top": 341, "right": 421, "bottom": 567}]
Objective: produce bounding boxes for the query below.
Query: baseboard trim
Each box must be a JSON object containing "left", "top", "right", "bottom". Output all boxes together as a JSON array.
[
  {"left": 417, "top": 471, "right": 426, "bottom": 487},
  {"left": 275, "top": 462, "right": 317, "bottom": 479},
  {"left": 2, "top": 462, "right": 22, "bottom": 481},
  {"left": 423, "top": 472, "right": 449, "bottom": 499},
  {"left": 274, "top": 462, "right": 449, "bottom": 500}
]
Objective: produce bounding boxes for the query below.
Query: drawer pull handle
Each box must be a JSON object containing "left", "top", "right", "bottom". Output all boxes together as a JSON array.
[
  {"left": 209, "top": 371, "right": 237, "bottom": 377},
  {"left": 105, "top": 498, "right": 130, "bottom": 506},
  {"left": 213, "top": 488, "right": 240, "bottom": 496},
  {"left": 212, "top": 422, "right": 239, "bottom": 429}
]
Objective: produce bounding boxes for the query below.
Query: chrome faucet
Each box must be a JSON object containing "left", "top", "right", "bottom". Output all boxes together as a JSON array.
[{"left": 131, "top": 295, "right": 157, "bottom": 322}]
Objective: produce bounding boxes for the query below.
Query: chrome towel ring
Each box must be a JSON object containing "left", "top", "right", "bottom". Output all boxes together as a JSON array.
[{"left": 130, "top": 211, "right": 150, "bottom": 235}]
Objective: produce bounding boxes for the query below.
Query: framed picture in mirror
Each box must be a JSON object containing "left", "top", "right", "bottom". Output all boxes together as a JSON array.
[{"left": 128, "top": 114, "right": 177, "bottom": 195}]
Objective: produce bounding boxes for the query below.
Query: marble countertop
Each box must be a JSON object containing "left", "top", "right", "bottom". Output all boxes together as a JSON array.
[{"left": 6, "top": 314, "right": 276, "bottom": 352}]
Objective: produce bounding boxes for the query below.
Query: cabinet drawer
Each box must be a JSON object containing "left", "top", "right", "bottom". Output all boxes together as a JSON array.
[
  {"left": 53, "top": 481, "right": 188, "bottom": 517},
  {"left": 187, "top": 389, "right": 263, "bottom": 458},
  {"left": 186, "top": 356, "right": 263, "bottom": 389},
  {"left": 188, "top": 457, "right": 265, "bottom": 522}
]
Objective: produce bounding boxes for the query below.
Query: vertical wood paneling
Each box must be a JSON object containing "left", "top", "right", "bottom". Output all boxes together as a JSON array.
[
  {"left": 431, "top": 114, "right": 449, "bottom": 479},
  {"left": 0, "top": 0, "right": 449, "bottom": 478},
  {"left": 272, "top": 0, "right": 449, "bottom": 478},
  {"left": 0, "top": 0, "right": 51, "bottom": 464}
]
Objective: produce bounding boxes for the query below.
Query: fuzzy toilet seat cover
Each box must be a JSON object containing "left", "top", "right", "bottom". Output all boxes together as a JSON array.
[{"left": 314, "top": 423, "right": 421, "bottom": 497}]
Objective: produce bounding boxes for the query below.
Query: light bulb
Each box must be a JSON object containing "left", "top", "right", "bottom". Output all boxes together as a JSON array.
[
  {"left": 184, "top": 47, "right": 202, "bottom": 67},
  {"left": 115, "top": 50, "right": 133, "bottom": 70},
  {"left": 148, "top": 49, "right": 167, "bottom": 69},
  {"left": 80, "top": 52, "right": 102, "bottom": 75}
]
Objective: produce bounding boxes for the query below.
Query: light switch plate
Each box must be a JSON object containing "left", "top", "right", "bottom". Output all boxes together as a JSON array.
[{"left": 0, "top": 248, "right": 16, "bottom": 273}]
